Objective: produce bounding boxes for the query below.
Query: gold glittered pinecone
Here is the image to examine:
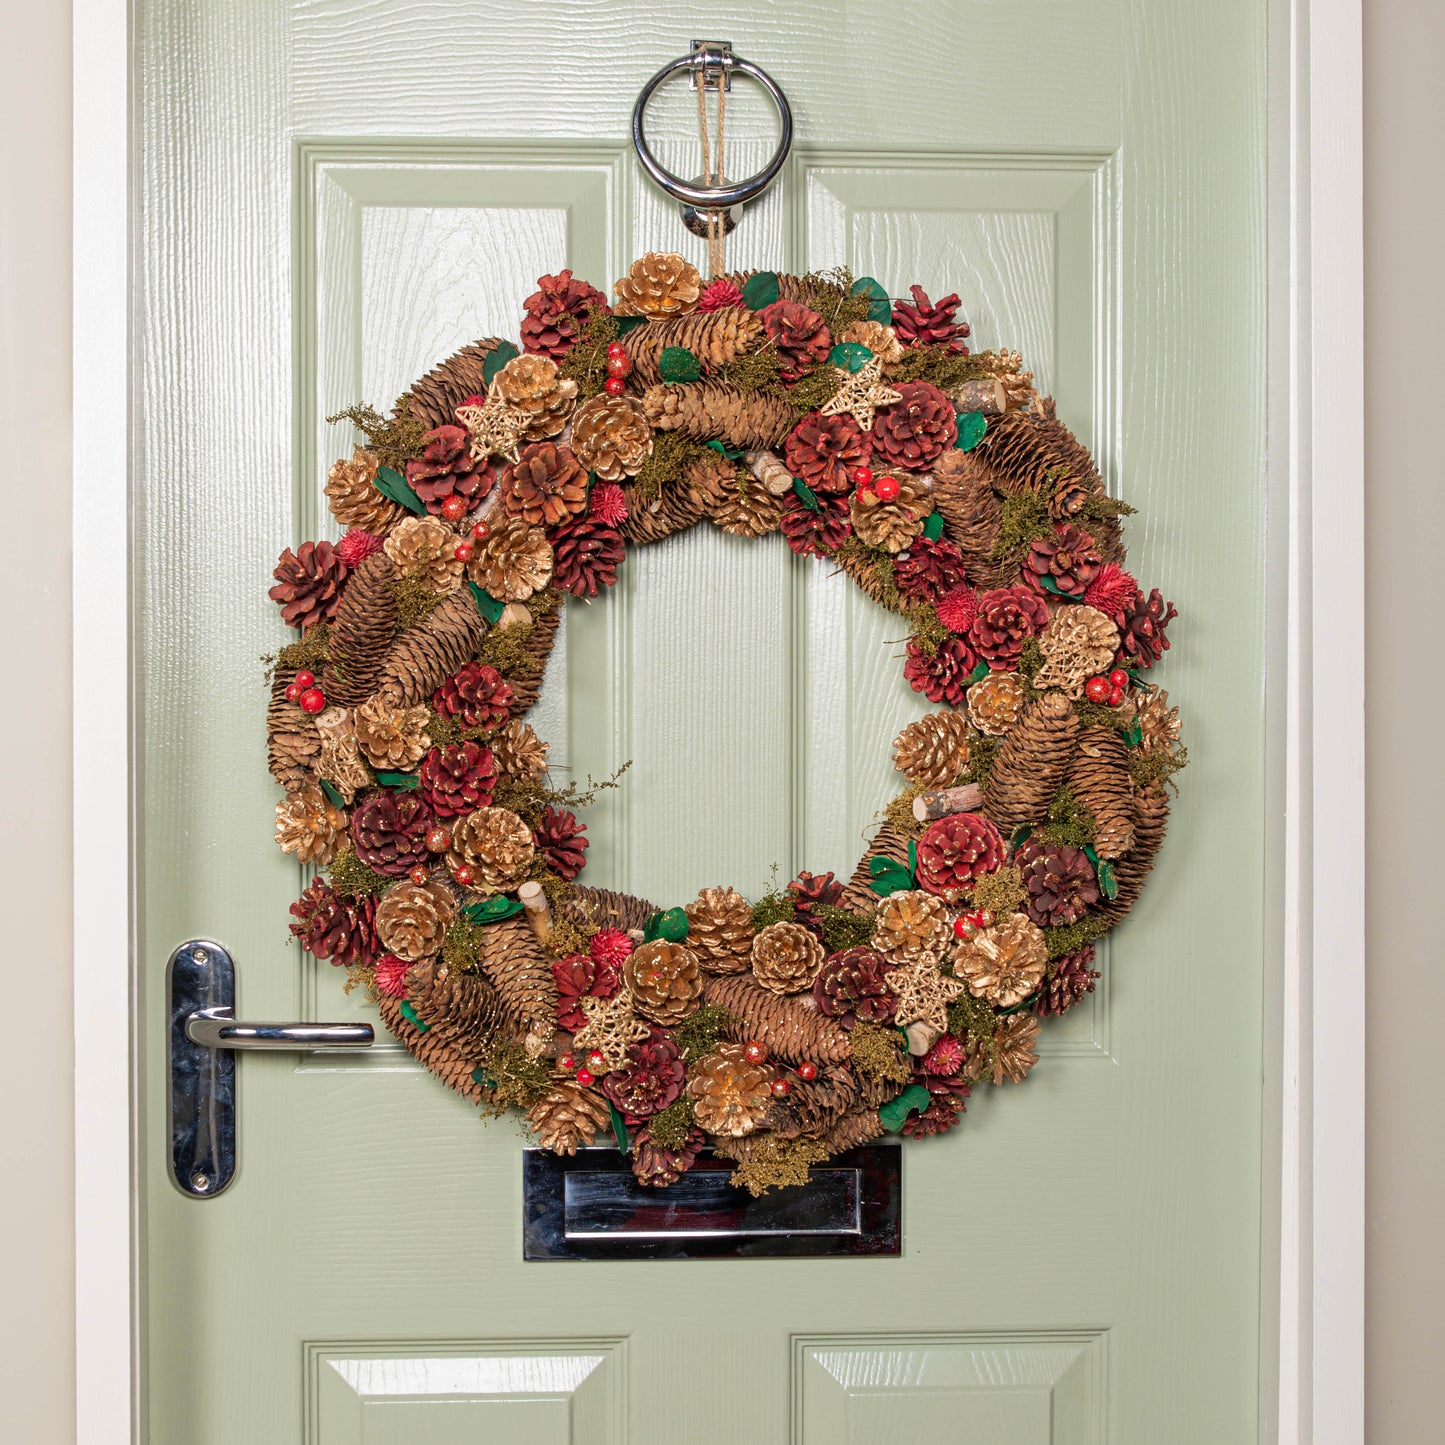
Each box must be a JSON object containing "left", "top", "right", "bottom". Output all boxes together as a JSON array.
[
  {"left": 570, "top": 393, "right": 654, "bottom": 481},
  {"left": 1033, "top": 604, "right": 1121, "bottom": 698},
  {"left": 1071, "top": 729, "right": 1136, "bottom": 859},
  {"left": 467, "top": 516, "right": 554, "bottom": 601},
  {"left": 983, "top": 692, "right": 1082, "bottom": 836},
  {"left": 872, "top": 890, "right": 952, "bottom": 965},
  {"left": 527, "top": 1079, "right": 612, "bottom": 1155},
  {"left": 951, "top": 912, "right": 1048, "bottom": 1008},
  {"left": 988, "top": 1012, "right": 1040, "bottom": 1085},
  {"left": 491, "top": 719, "right": 549, "bottom": 782},
  {"left": 491, "top": 352, "right": 578, "bottom": 441},
  {"left": 274, "top": 784, "right": 347, "bottom": 865},
  {"left": 711, "top": 463, "right": 786, "bottom": 538},
  {"left": 353, "top": 694, "right": 431, "bottom": 771},
  {"left": 893, "top": 711, "right": 972, "bottom": 787},
  {"left": 641, "top": 383, "right": 796, "bottom": 451},
  {"left": 850, "top": 475, "right": 933, "bottom": 552},
  {"left": 750, "top": 922, "right": 825, "bottom": 995},
  {"left": 622, "top": 307, "right": 763, "bottom": 387},
  {"left": 1135, "top": 689, "right": 1182, "bottom": 756},
  {"left": 613, "top": 251, "right": 703, "bottom": 318},
  {"left": 447, "top": 806, "right": 535, "bottom": 893},
  {"left": 838, "top": 319, "right": 905, "bottom": 366},
  {"left": 324, "top": 447, "right": 402, "bottom": 534},
  {"left": 684, "top": 886, "right": 756, "bottom": 973},
  {"left": 624, "top": 941, "right": 704, "bottom": 1026},
  {"left": 382, "top": 514, "right": 464, "bottom": 595},
  {"left": 686, "top": 1043, "right": 773, "bottom": 1138},
  {"left": 967, "top": 671, "right": 1027, "bottom": 735},
  {"left": 375, "top": 877, "right": 456, "bottom": 962}
]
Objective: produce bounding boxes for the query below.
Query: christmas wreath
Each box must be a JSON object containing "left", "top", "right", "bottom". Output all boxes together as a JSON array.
[{"left": 267, "top": 254, "right": 1184, "bottom": 1194}]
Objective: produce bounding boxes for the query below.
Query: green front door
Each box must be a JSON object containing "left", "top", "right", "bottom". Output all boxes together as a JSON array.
[{"left": 140, "top": 2, "right": 1269, "bottom": 1440}]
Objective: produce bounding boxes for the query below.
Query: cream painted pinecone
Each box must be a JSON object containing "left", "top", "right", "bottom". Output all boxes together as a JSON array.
[
  {"left": 893, "top": 711, "right": 972, "bottom": 787},
  {"left": 684, "top": 886, "right": 756, "bottom": 973},
  {"left": 324, "top": 448, "right": 401, "bottom": 533},
  {"left": 447, "top": 806, "right": 535, "bottom": 893},
  {"left": 491, "top": 719, "right": 549, "bottom": 782},
  {"left": 570, "top": 393, "right": 654, "bottom": 481},
  {"left": 849, "top": 475, "right": 932, "bottom": 552},
  {"left": 686, "top": 1043, "right": 773, "bottom": 1137},
  {"left": 1032, "top": 604, "right": 1121, "bottom": 697},
  {"left": 383, "top": 515, "right": 464, "bottom": 595},
  {"left": 613, "top": 252, "right": 702, "bottom": 318},
  {"left": 467, "top": 516, "right": 554, "bottom": 601},
  {"left": 274, "top": 784, "right": 347, "bottom": 865},
  {"left": 374, "top": 877, "right": 456, "bottom": 961},
  {"left": 951, "top": 912, "right": 1048, "bottom": 1008},
  {"left": 967, "top": 672, "right": 1027, "bottom": 735},
  {"left": 527, "top": 1079, "right": 612, "bottom": 1155},
  {"left": 624, "top": 941, "right": 704, "bottom": 1026},
  {"left": 750, "top": 922, "right": 825, "bottom": 995},
  {"left": 492, "top": 353, "right": 578, "bottom": 441},
  {"left": 871, "top": 890, "right": 951, "bottom": 965},
  {"left": 838, "top": 319, "right": 905, "bottom": 366},
  {"left": 352, "top": 694, "right": 430, "bottom": 771}
]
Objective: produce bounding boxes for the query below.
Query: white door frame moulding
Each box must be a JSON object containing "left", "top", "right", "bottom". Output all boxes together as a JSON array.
[{"left": 70, "top": 0, "right": 1364, "bottom": 1441}]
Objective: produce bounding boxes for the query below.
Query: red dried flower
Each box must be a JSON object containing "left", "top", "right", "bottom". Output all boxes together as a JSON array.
[
  {"left": 903, "top": 634, "right": 977, "bottom": 705},
  {"left": 1083, "top": 562, "right": 1138, "bottom": 623},
  {"left": 915, "top": 812, "right": 1005, "bottom": 897},
  {"left": 533, "top": 805, "right": 588, "bottom": 880},
  {"left": 922, "top": 1033, "right": 966, "bottom": 1077},
  {"left": 590, "top": 928, "right": 634, "bottom": 969},
  {"left": 373, "top": 955, "right": 410, "bottom": 998},
  {"left": 894, "top": 537, "right": 968, "bottom": 605},
  {"left": 336, "top": 527, "right": 385, "bottom": 568},
  {"left": 698, "top": 278, "right": 744, "bottom": 312},
  {"left": 432, "top": 662, "right": 512, "bottom": 729},
  {"left": 968, "top": 585, "right": 1049, "bottom": 668},
  {"left": 588, "top": 481, "right": 629, "bottom": 527},
  {"left": 784, "top": 412, "right": 869, "bottom": 495},
  {"left": 935, "top": 585, "right": 980, "bottom": 635}
]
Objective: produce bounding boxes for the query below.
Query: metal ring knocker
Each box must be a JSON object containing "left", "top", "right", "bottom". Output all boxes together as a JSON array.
[{"left": 631, "top": 41, "right": 793, "bottom": 237}]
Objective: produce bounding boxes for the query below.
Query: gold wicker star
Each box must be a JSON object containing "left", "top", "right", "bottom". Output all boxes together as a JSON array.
[
  {"left": 819, "top": 356, "right": 903, "bottom": 433},
  {"left": 883, "top": 960, "right": 967, "bottom": 1033},
  {"left": 454, "top": 383, "right": 528, "bottom": 465},
  {"left": 572, "top": 987, "right": 650, "bottom": 1071}
]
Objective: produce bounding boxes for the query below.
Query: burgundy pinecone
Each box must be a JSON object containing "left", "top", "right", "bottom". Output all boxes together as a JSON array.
[
  {"left": 604, "top": 1029, "right": 686, "bottom": 1119},
  {"left": 534, "top": 805, "right": 588, "bottom": 880},
  {"left": 903, "top": 634, "right": 977, "bottom": 705},
  {"left": 901, "top": 1067, "right": 972, "bottom": 1137},
  {"left": 1023, "top": 524, "right": 1103, "bottom": 598},
  {"left": 550, "top": 514, "right": 625, "bottom": 598},
  {"left": 288, "top": 878, "right": 379, "bottom": 967},
  {"left": 784, "top": 412, "right": 869, "bottom": 495},
  {"left": 895, "top": 536, "right": 969, "bottom": 605},
  {"left": 871, "top": 381, "right": 958, "bottom": 470},
  {"left": 968, "top": 585, "right": 1050, "bottom": 668},
  {"left": 432, "top": 661, "right": 513, "bottom": 729},
  {"left": 1032, "top": 945, "right": 1101, "bottom": 1017},
  {"left": 890, "top": 285, "right": 971, "bottom": 354},
  {"left": 1017, "top": 839, "right": 1100, "bottom": 926},
  {"left": 789, "top": 869, "right": 844, "bottom": 911},
  {"left": 521, "top": 268, "right": 608, "bottom": 359},
  {"left": 813, "top": 947, "right": 898, "bottom": 1025},
  {"left": 418, "top": 741, "right": 497, "bottom": 818},
  {"left": 269, "top": 539, "right": 348, "bottom": 629},
  {"left": 916, "top": 812, "right": 1005, "bottom": 896},
  {"left": 631, "top": 1124, "right": 705, "bottom": 1188},
  {"left": 781, "top": 490, "right": 851, "bottom": 558},
  {"left": 1116, "top": 587, "right": 1177, "bottom": 669},
  {"left": 405, "top": 423, "right": 495, "bottom": 516},
  {"left": 759, "top": 299, "right": 832, "bottom": 380},
  {"left": 553, "top": 953, "right": 620, "bottom": 1031},
  {"left": 350, "top": 791, "right": 436, "bottom": 877}
]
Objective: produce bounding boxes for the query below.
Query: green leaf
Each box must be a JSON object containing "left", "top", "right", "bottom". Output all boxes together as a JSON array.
[
  {"left": 615, "top": 314, "right": 647, "bottom": 336},
  {"left": 956, "top": 410, "right": 988, "bottom": 452},
  {"left": 373, "top": 464, "right": 426, "bottom": 515},
  {"left": 318, "top": 778, "right": 346, "bottom": 810},
  {"left": 850, "top": 275, "right": 892, "bottom": 325},
  {"left": 878, "top": 1084, "right": 932, "bottom": 1133},
  {"left": 658, "top": 346, "right": 702, "bottom": 383},
  {"left": 1035, "top": 574, "right": 1068, "bottom": 597},
  {"left": 467, "top": 580, "right": 506, "bottom": 626},
  {"left": 375, "top": 770, "right": 420, "bottom": 790},
  {"left": 398, "top": 1001, "right": 429, "bottom": 1034},
  {"left": 1010, "top": 825, "right": 1034, "bottom": 852},
  {"left": 706, "top": 438, "right": 746, "bottom": 461},
  {"left": 643, "top": 910, "right": 663, "bottom": 942},
  {"left": 828, "top": 342, "right": 873, "bottom": 373},
  {"left": 908, "top": 838, "right": 919, "bottom": 876},
  {"left": 922, "top": 510, "right": 945, "bottom": 541},
  {"left": 481, "top": 340, "right": 519, "bottom": 386},
  {"left": 608, "top": 1102, "right": 631, "bottom": 1153},
  {"left": 867, "top": 854, "right": 914, "bottom": 896},
  {"left": 967, "top": 660, "right": 991, "bottom": 684},
  {"left": 792, "top": 478, "right": 821, "bottom": 512},
  {"left": 655, "top": 906, "right": 690, "bottom": 942},
  {"left": 461, "top": 896, "right": 524, "bottom": 924},
  {"left": 740, "top": 271, "right": 780, "bottom": 310},
  {"left": 1096, "top": 860, "right": 1119, "bottom": 901},
  {"left": 471, "top": 1067, "right": 496, "bottom": 1088},
  {"left": 1122, "top": 721, "right": 1144, "bottom": 748}
]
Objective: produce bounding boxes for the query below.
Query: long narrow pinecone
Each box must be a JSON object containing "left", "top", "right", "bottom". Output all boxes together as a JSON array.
[
  {"left": 379, "top": 980, "right": 493, "bottom": 1105},
  {"left": 930, "top": 450, "right": 1005, "bottom": 584},
  {"left": 559, "top": 883, "right": 659, "bottom": 936},
  {"left": 322, "top": 553, "right": 397, "bottom": 705},
  {"left": 703, "top": 975, "right": 853, "bottom": 1065},
  {"left": 1094, "top": 786, "right": 1170, "bottom": 925},
  {"left": 394, "top": 338, "right": 509, "bottom": 432},
  {"left": 267, "top": 674, "right": 320, "bottom": 792},
  {"left": 1070, "top": 729, "right": 1136, "bottom": 858},
  {"left": 621, "top": 308, "right": 763, "bottom": 387},
  {"left": 812, "top": 1107, "right": 885, "bottom": 1152},
  {"left": 833, "top": 547, "right": 902, "bottom": 612},
  {"left": 404, "top": 956, "right": 509, "bottom": 1059},
  {"left": 983, "top": 692, "right": 1082, "bottom": 835},
  {"left": 376, "top": 591, "right": 484, "bottom": 708},
  {"left": 642, "top": 383, "right": 796, "bottom": 450},
  {"left": 477, "top": 913, "right": 558, "bottom": 1036},
  {"left": 764, "top": 1063, "right": 861, "bottom": 1139},
  {"left": 622, "top": 451, "right": 729, "bottom": 545},
  {"left": 840, "top": 817, "right": 917, "bottom": 915},
  {"left": 502, "top": 603, "right": 561, "bottom": 714}
]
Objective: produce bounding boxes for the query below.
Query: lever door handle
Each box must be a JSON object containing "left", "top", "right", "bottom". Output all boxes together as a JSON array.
[{"left": 186, "top": 1007, "right": 374, "bottom": 1051}]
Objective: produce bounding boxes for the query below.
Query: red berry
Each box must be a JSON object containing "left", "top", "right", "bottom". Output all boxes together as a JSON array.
[
  {"left": 453, "top": 864, "right": 474, "bottom": 886},
  {"left": 441, "top": 495, "right": 468, "bottom": 521},
  {"left": 471, "top": 520, "right": 491, "bottom": 541},
  {"left": 1084, "top": 676, "right": 1110, "bottom": 703},
  {"left": 575, "top": 1068, "right": 595, "bottom": 1087},
  {"left": 742, "top": 1040, "right": 768, "bottom": 1065},
  {"left": 408, "top": 865, "right": 429, "bottom": 885},
  {"left": 977, "top": 909, "right": 994, "bottom": 929},
  {"left": 604, "top": 376, "right": 626, "bottom": 396},
  {"left": 586, "top": 1050, "right": 607, "bottom": 1073},
  {"left": 953, "top": 916, "right": 972, "bottom": 939},
  {"left": 293, "top": 670, "right": 314, "bottom": 689},
  {"left": 558, "top": 1053, "right": 576, "bottom": 1072},
  {"left": 284, "top": 681, "right": 302, "bottom": 702},
  {"left": 770, "top": 1078, "right": 792, "bottom": 1098},
  {"left": 1108, "top": 686, "right": 1125, "bottom": 706},
  {"left": 454, "top": 542, "right": 474, "bottom": 562},
  {"left": 425, "top": 826, "right": 450, "bottom": 852},
  {"left": 1109, "top": 668, "right": 1130, "bottom": 689},
  {"left": 853, "top": 466, "right": 874, "bottom": 488},
  {"left": 797, "top": 1061, "right": 818, "bottom": 1081},
  {"left": 874, "top": 475, "right": 901, "bottom": 502},
  {"left": 605, "top": 352, "right": 631, "bottom": 377},
  {"left": 299, "top": 687, "right": 327, "bottom": 714},
  {"left": 605, "top": 342, "right": 626, "bottom": 358}
]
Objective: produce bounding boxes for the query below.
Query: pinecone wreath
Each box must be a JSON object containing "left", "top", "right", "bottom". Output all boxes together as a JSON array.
[{"left": 267, "top": 254, "right": 1184, "bottom": 1190}]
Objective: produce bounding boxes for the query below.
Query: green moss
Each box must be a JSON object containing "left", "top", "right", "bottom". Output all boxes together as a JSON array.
[
  {"left": 749, "top": 889, "right": 797, "bottom": 931},
  {"left": 671, "top": 1005, "right": 733, "bottom": 1063},
  {"left": 886, "top": 347, "right": 990, "bottom": 391},
  {"left": 717, "top": 347, "right": 785, "bottom": 396},
  {"left": 630, "top": 431, "right": 708, "bottom": 504},
  {"left": 326, "top": 403, "right": 428, "bottom": 472},
  {"left": 388, "top": 570, "right": 446, "bottom": 628},
  {"left": 848, "top": 1020, "right": 911, "bottom": 1085},
  {"left": 275, "top": 623, "right": 330, "bottom": 675},
  {"left": 545, "top": 916, "right": 591, "bottom": 961},
  {"left": 729, "top": 1136, "right": 829, "bottom": 1197},
  {"left": 972, "top": 865, "right": 1026, "bottom": 918},
  {"left": 646, "top": 1098, "right": 696, "bottom": 1149},
  {"left": 327, "top": 846, "right": 389, "bottom": 899},
  {"left": 832, "top": 540, "right": 910, "bottom": 616},
  {"left": 792, "top": 267, "right": 872, "bottom": 333},
  {"left": 991, "top": 491, "right": 1052, "bottom": 562},
  {"left": 479, "top": 1040, "right": 553, "bottom": 1112},
  {"left": 786, "top": 365, "right": 845, "bottom": 415},
  {"left": 961, "top": 734, "right": 1001, "bottom": 787},
  {"left": 1037, "top": 789, "right": 1097, "bottom": 849},
  {"left": 1016, "top": 636, "right": 1045, "bottom": 682},
  {"left": 1073, "top": 702, "right": 1132, "bottom": 730},
  {"left": 477, "top": 619, "right": 535, "bottom": 676},
  {"left": 1079, "top": 494, "right": 1137, "bottom": 524},
  {"left": 1128, "top": 742, "right": 1190, "bottom": 793},
  {"left": 815, "top": 904, "right": 875, "bottom": 953},
  {"left": 947, "top": 992, "right": 998, "bottom": 1042},
  {"left": 1041, "top": 915, "right": 1110, "bottom": 960},
  {"left": 883, "top": 786, "right": 926, "bottom": 838},
  {"left": 442, "top": 916, "right": 487, "bottom": 973},
  {"left": 910, "top": 611, "right": 949, "bottom": 658},
  {"left": 558, "top": 305, "right": 622, "bottom": 400}
]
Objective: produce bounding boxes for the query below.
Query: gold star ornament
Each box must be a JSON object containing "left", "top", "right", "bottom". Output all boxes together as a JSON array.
[
  {"left": 454, "top": 383, "right": 529, "bottom": 465},
  {"left": 571, "top": 987, "right": 650, "bottom": 1072},
  {"left": 883, "top": 960, "right": 967, "bottom": 1033},
  {"left": 819, "top": 356, "right": 903, "bottom": 433}
]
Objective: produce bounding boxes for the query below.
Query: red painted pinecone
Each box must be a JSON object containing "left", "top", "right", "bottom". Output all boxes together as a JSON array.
[
  {"left": 1023, "top": 524, "right": 1103, "bottom": 599},
  {"left": 916, "top": 812, "right": 1005, "bottom": 896},
  {"left": 603, "top": 1029, "right": 686, "bottom": 1119},
  {"left": 784, "top": 412, "right": 869, "bottom": 495},
  {"left": 759, "top": 299, "right": 832, "bottom": 380},
  {"left": 500, "top": 441, "right": 589, "bottom": 528},
  {"left": 1116, "top": 587, "right": 1177, "bottom": 669},
  {"left": 812, "top": 947, "right": 898, "bottom": 1025},
  {"left": 521, "top": 268, "right": 608, "bottom": 359},
  {"left": 550, "top": 515, "right": 625, "bottom": 598},
  {"left": 288, "top": 879, "right": 379, "bottom": 967},
  {"left": 890, "top": 286, "right": 971, "bottom": 354},
  {"left": 789, "top": 869, "right": 844, "bottom": 913},
  {"left": 533, "top": 805, "right": 588, "bottom": 880},
  {"left": 968, "top": 585, "right": 1050, "bottom": 668},
  {"left": 871, "top": 381, "right": 957, "bottom": 470},
  {"left": 1033, "top": 945, "right": 1101, "bottom": 1017},
  {"left": 903, "top": 634, "right": 977, "bottom": 705},
  {"left": 781, "top": 491, "right": 850, "bottom": 558},
  {"left": 417, "top": 741, "right": 497, "bottom": 818},
  {"left": 349, "top": 792, "right": 436, "bottom": 877},
  {"left": 631, "top": 1124, "right": 705, "bottom": 1188},
  {"left": 269, "top": 540, "right": 348, "bottom": 629},
  {"left": 405, "top": 423, "right": 494, "bottom": 515},
  {"left": 1017, "top": 839, "right": 1100, "bottom": 926},
  {"left": 432, "top": 661, "right": 513, "bottom": 729},
  {"left": 553, "top": 953, "right": 620, "bottom": 1031},
  {"left": 895, "top": 537, "right": 968, "bottom": 605}
]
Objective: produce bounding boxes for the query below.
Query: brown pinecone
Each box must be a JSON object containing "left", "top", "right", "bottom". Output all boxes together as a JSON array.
[
  {"left": 840, "top": 817, "right": 916, "bottom": 915},
  {"left": 642, "top": 383, "right": 796, "bottom": 450},
  {"left": 417, "top": 740, "right": 497, "bottom": 818},
  {"left": 383, "top": 514, "right": 465, "bottom": 595},
  {"left": 521, "top": 269, "right": 607, "bottom": 359},
  {"left": 1033, "top": 605, "right": 1120, "bottom": 697},
  {"left": 624, "top": 941, "right": 703, "bottom": 1026},
  {"left": 467, "top": 516, "right": 553, "bottom": 601},
  {"left": 274, "top": 784, "right": 347, "bottom": 865},
  {"left": 983, "top": 692, "right": 1082, "bottom": 835},
  {"left": 813, "top": 948, "right": 897, "bottom": 1025},
  {"left": 621, "top": 307, "right": 764, "bottom": 387},
  {"left": 432, "top": 660, "right": 512, "bottom": 729},
  {"left": 570, "top": 392, "right": 654, "bottom": 481},
  {"left": 375, "top": 877, "right": 456, "bottom": 962},
  {"left": 1094, "top": 786, "right": 1169, "bottom": 925},
  {"left": 613, "top": 252, "right": 702, "bottom": 318},
  {"left": 322, "top": 552, "right": 397, "bottom": 706},
  {"left": 491, "top": 719, "right": 549, "bottom": 783},
  {"left": 353, "top": 695, "right": 430, "bottom": 771},
  {"left": 838, "top": 319, "right": 904, "bottom": 365},
  {"left": 393, "top": 338, "right": 509, "bottom": 433},
  {"left": 895, "top": 536, "right": 969, "bottom": 605},
  {"left": 619, "top": 449, "right": 726, "bottom": 545},
  {"left": 686, "top": 1043, "right": 773, "bottom": 1137},
  {"left": 871, "top": 381, "right": 957, "bottom": 471},
  {"left": 929, "top": 450, "right": 1004, "bottom": 581},
  {"left": 492, "top": 353, "right": 578, "bottom": 441},
  {"left": 267, "top": 678, "right": 321, "bottom": 792},
  {"left": 351, "top": 791, "right": 435, "bottom": 877},
  {"left": 560, "top": 883, "right": 659, "bottom": 938},
  {"left": 477, "top": 912, "right": 559, "bottom": 1035},
  {"left": 374, "top": 590, "right": 481, "bottom": 708},
  {"left": 392, "top": 960, "right": 506, "bottom": 1086},
  {"left": 684, "top": 886, "right": 756, "bottom": 974},
  {"left": 550, "top": 514, "right": 624, "bottom": 597},
  {"left": 499, "top": 441, "right": 588, "bottom": 528},
  {"left": 892, "top": 711, "right": 972, "bottom": 787},
  {"left": 1024, "top": 524, "right": 1103, "bottom": 598},
  {"left": 750, "top": 922, "right": 825, "bottom": 995},
  {"left": 758, "top": 299, "right": 831, "bottom": 380},
  {"left": 814, "top": 1107, "right": 885, "bottom": 1153},
  {"left": 765, "top": 1062, "right": 862, "bottom": 1138},
  {"left": 447, "top": 806, "right": 534, "bottom": 892},
  {"left": 951, "top": 913, "right": 1048, "bottom": 1008},
  {"left": 1033, "top": 945, "right": 1100, "bottom": 1017},
  {"left": 270, "top": 540, "right": 348, "bottom": 629},
  {"left": 711, "top": 467, "right": 785, "bottom": 538},
  {"left": 504, "top": 598, "right": 562, "bottom": 716},
  {"left": 405, "top": 424, "right": 493, "bottom": 516},
  {"left": 1016, "top": 840, "right": 1100, "bottom": 926},
  {"left": 784, "top": 412, "right": 868, "bottom": 495},
  {"left": 533, "top": 805, "right": 587, "bottom": 881},
  {"left": 988, "top": 1013, "right": 1040, "bottom": 1085},
  {"left": 703, "top": 975, "right": 853, "bottom": 1066},
  {"left": 968, "top": 584, "right": 1050, "bottom": 668},
  {"left": 850, "top": 475, "right": 932, "bottom": 551},
  {"left": 891, "top": 286, "right": 970, "bottom": 353},
  {"left": 527, "top": 1079, "right": 612, "bottom": 1155},
  {"left": 631, "top": 1124, "right": 705, "bottom": 1187},
  {"left": 872, "top": 890, "right": 952, "bottom": 965},
  {"left": 325, "top": 448, "right": 402, "bottom": 533},
  {"left": 1071, "top": 729, "right": 1136, "bottom": 858},
  {"left": 313, "top": 705, "right": 371, "bottom": 803}
]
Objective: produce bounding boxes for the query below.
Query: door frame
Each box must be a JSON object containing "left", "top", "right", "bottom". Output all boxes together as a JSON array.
[{"left": 71, "top": 1, "right": 1365, "bottom": 1440}]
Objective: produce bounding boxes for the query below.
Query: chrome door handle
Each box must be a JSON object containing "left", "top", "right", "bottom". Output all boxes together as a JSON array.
[{"left": 186, "top": 1007, "right": 374, "bottom": 1051}]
